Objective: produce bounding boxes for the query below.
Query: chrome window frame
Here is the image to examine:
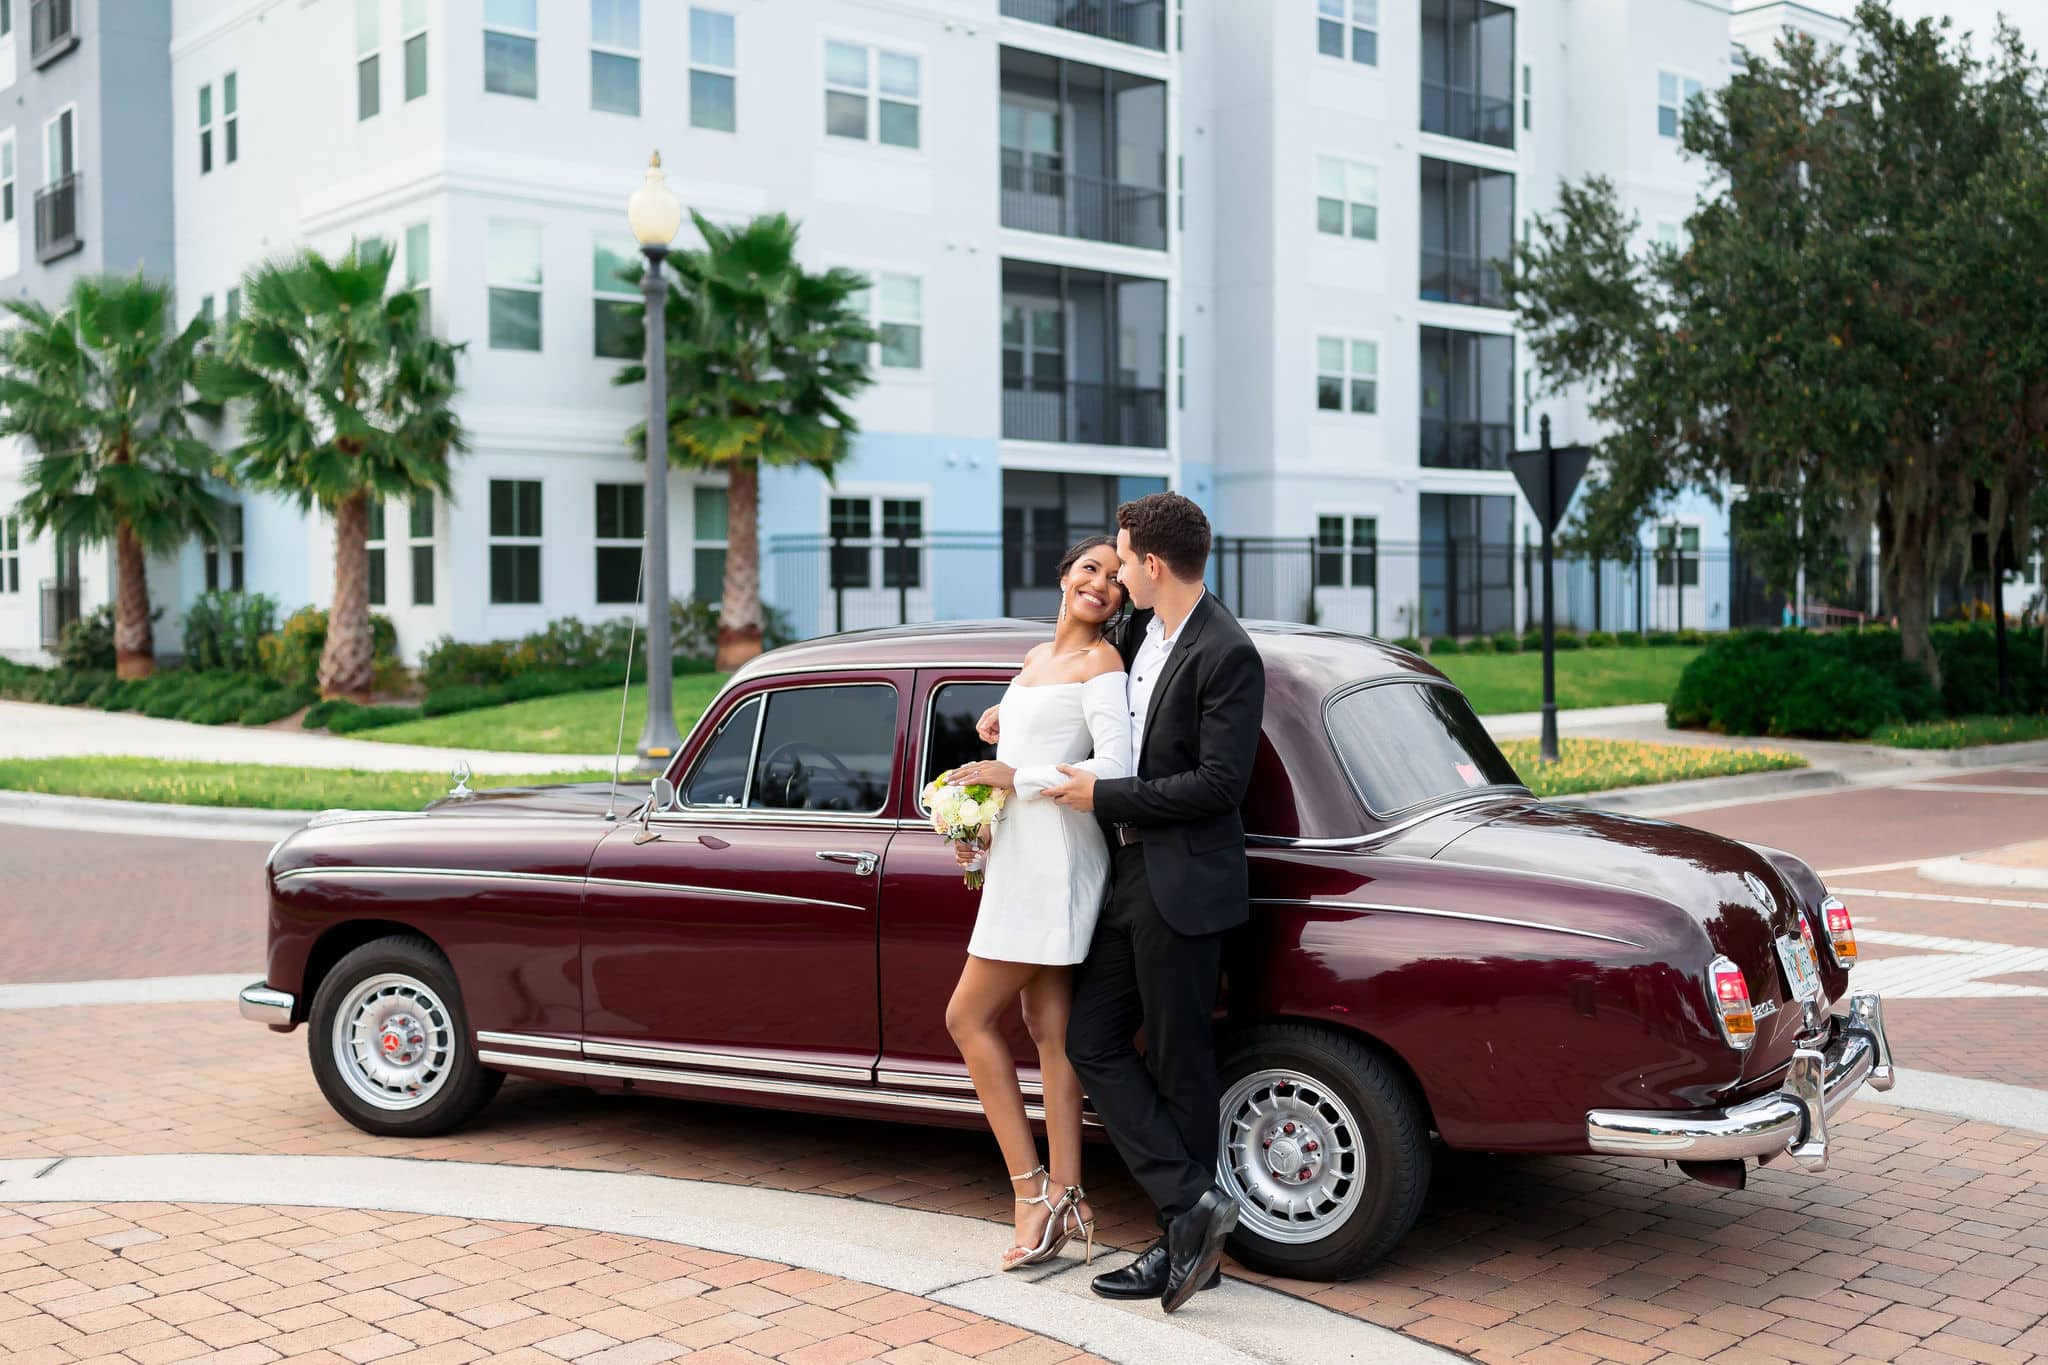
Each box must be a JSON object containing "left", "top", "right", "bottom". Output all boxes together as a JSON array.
[
  {"left": 678, "top": 692, "right": 765, "bottom": 812},
  {"left": 667, "top": 677, "right": 901, "bottom": 822},
  {"left": 912, "top": 674, "right": 1010, "bottom": 818},
  {"left": 1321, "top": 674, "right": 1528, "bottom": 823}
]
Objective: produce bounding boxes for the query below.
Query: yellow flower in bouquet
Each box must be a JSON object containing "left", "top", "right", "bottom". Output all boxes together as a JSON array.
[{"left": 924, "top": 771, "right": 1008, "bottom": 889}]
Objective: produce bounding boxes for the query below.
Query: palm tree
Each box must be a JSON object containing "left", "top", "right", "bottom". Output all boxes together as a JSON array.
[
  {"left": 0, "top": 274, "right": 222, "bottom": 679},
  {"left": 618, "top": 212, "right": 873, "bottom": 669},
  {"left": 201, "top": 241, "right": 465, "bottom": 700}
]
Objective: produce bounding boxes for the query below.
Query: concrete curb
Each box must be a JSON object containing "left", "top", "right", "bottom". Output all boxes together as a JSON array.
[
  {"left": 0, "top": 788, "right": 307, "bottom": 841},
  {"left": 0, "top": 1154, "right": 1458, "bottom": 1365},
  {"left": 1853, "top": 1066, "right": 2048, "bottom": 1136},
  {"left": 1917, "top": 855, "right": 2048, "bottom": 893},
  {"left": 1873, "top": 737, "right": 2048, "bottom": 768},
  {"left": 1545, "top": 764, "right": 1846, "bottom": 815}
]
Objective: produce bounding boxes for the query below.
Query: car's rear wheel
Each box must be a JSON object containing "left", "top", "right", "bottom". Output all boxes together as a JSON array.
[
  {"left": 1216, "top": 1023, "right": 1432, "bottom": 1279},
  {"left": 308, "top": 935, "right": 503, "bottom": 1137}
]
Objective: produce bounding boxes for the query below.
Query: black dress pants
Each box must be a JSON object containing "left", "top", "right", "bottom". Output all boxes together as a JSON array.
[{"left": 1067, "top": 842, "right": 1224, "bottom": 1223}]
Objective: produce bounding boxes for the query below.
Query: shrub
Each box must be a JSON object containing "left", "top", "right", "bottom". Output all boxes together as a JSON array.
[
  {"left": 1614, "top": 631, "right": 1646, "bottom": 647},
  {"left": 0, "top": 658, "right": 49, "bottom": 700},
  {"left": 420, "top": 683, "right": 505, "bottom": 717},
  {"left": 1552, "top": 631, "right": 1584, "bottom": 651},
  {"left": 417, "top": 637, "right": 517, "bottom": 691},
  {"left": 1489, "top": 631, "right": 1521, "bottom": 654},
  {"left": 301, "top": 698, "right": 354, "bottom": 730},
  {"left": 237, "top": 684, "right": 317, "bottom": 727},
  {"left": 1521, "top": 629, "right": 1544, "bottom": 652},
  {"left": 1665, "top": 627, "right": 1991, "bottom": 738},
  {"left": 264, "top": 606, "right": 398, "bottom": 689},
  {"left": 1390, "top": 636, "right": 1424, "bottom": 655},
  {"left": 1586, "top": 630, "right": 1617, "bottom": 648},
  {"left": 325, "top": 702, "right": 418, "bottom": 733},
  {"left": 1769, "top": 664, "right": 1902, "bottom": 739},
  {"left": 182, "top": 591, "right": 278, "bottom": 673},
  {"left": 1427, "top": 636, "right": 1461, "bottom": 656},
  {"left": 1645, "top": 630, "right": 1679, "bottom": 647},
  {"left": 1461, "top": 636, "right": 1497, "bottom": 654},
  {"left": 1676, "top": 628, "right": 1708, "bottom": 647},
  {"left": 57, "top": 604, "right": 118, "bottom": 672}
]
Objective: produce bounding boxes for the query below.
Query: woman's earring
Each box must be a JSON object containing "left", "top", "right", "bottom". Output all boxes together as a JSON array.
[{"left": 1058, "top": 597, "right": 1068, "bottom": 623}]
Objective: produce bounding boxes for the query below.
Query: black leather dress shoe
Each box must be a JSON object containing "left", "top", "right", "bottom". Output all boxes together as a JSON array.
[
  {"left": 1162, "top": 1187, "right": 1238, "bottom": 1314},
  {"left": 1089, "top": 1238, "right": 1222, "bottom": 1300}
]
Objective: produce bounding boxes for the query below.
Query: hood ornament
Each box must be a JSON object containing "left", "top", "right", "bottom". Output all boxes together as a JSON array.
[{"left": 449, "top": 760, "right": 473, "bottom": 799}]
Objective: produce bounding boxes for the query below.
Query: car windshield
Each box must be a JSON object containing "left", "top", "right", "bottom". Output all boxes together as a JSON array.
[{"left": 1325, "top": 680, "right": 1524, "bottom": 817}]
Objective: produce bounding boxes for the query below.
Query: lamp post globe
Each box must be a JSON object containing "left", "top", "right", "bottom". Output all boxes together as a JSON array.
[{"left": 632, "top": 152, "right": 683, "bottom": 768}]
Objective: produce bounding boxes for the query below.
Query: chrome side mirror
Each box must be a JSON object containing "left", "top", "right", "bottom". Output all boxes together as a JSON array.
[{"left": 635, "top": 776, "right": 677, "bottom": 844}]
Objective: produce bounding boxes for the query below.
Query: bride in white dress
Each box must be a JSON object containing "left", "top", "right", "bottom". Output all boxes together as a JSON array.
[{"left": 943, "top": 535, "right": 1132, "bottom": 1270}]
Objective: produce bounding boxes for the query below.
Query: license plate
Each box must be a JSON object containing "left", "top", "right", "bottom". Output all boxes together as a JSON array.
[{"left": 1777, "top": 933, "right": 1821, "bottom": 1001}]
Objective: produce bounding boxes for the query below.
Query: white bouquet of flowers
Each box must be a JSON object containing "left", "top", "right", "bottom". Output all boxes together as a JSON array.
[{"left": 923, "top": 771, "right": 1008, "bottom": 889}]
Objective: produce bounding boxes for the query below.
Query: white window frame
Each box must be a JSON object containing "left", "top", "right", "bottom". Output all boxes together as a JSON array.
[
  {"left": 848, "top": 269, "right": 923, "bottom": 373},
  {"left": 403, "top": 220, "right": 431, "bottom": 321},
  {"left": 0, "top": 131, "right": 15, "bottom": 226},
  {"left": 1521, "top": 62, "right": 1531, "bottom": 131},
  {"left": 0, "top": 514, "right": 20, "bottom": 595},
  {"left": 1315, "top": 335, "right": 1378, "bottom": 415},
  {"left": 593, "top": 480, "right": 644, "bottom": 606},
  {"left": 204, "top": 504, "right": 243, "bottom": 593},
  {"left": 1316, "top": 514, "right": 1378, "bottom": 590},
  {"left": 402, "top": 0, "right": 429, "bottom": 102},
  {"left": 691, "top": 483, "right": 728, "bottom": 605},
  {"left": 356, "top": 0, "right": 380, "bottom": 120},
  {"left": 1316, "top": 0, "right": 1378, "bottom": 67},
  {"left": 589, "top": 0, "right": 640, "bottom": 116},
  {"left": 1656, "top": 519, "right": 1702, "bottom": 589},
  {"left": 44, "top": 104, "right": 77, "bottom": 187},
  {"left": 408, "top": 492, "right": 437, "bottom": 607},
  {"left": 823, "top": 38, "right": 921, "bottom": 150},
  {"left": 488, "top": 478, "right": 544, "bottom": 605},
  {"left": 487, "top": 219, "right": 543, "bottom": 352},
  {"left": 690, "top": 6, "right": 736, "bottom": 132},
  {"left": 483, "top": 0, "right": 540, "bottom": 100},
  {"left": 222, "top": 70, "right": 239, "bottom": 164},
  {"left": 366, "top": 497, "right": 389, "bottom": 607},
  {"left": 198, "top": 82, "right": 214, "bottom": 173},
  {"left": 593, "top": 235, "right": 639, "bottom": 360},
  {"left": 1315, "top": 154, "right": 1378, "bottom": 241},
  {"left": 1658, "top": 70, "right": 1703, "bottom": 140}
]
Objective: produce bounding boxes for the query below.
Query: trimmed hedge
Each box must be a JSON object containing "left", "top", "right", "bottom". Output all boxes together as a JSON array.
[
  {"left": 0, "top": 657, "right": 316, "bottom": 727},
  {"left": 1489, "top": 631, "right": 1521, "bottom": 653},
  {"left": 1668, "top": 624, "right": 2046, "bottom": 739}
]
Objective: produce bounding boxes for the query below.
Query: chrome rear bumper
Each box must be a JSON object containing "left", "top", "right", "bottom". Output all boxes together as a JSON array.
[
  {"left": 1586, "top": 992, "right": 1893, "bottom": 1172},
  {"left": 238, "top": 982, "right": 297, "bottom": 1028}
]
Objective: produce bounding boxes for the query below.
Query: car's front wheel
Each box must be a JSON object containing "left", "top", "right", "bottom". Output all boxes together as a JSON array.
[
  {"left": 1216, "top": 1023, "right": 1432, "bottom": 1279},
  {"left": 307, "top": 934, "right": 503, "bottom": 1137}
]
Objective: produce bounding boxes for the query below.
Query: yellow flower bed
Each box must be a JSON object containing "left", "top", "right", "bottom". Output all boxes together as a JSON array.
[{"left": 1495, "top": 737, "right": 1805, "bottom": 798}]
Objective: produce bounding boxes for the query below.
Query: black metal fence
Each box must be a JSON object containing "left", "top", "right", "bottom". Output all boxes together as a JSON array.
[
  {"left": 34, "top": 174, "right": 79, "bottom": 263},
  {"left": 999, "top": 0, "right": 1167, "bottom": 50},
  {"left": 1001, "top": 378, "right": 1167, "bottom": 448},
  {"left": 1000, "top": 164, "right": 1168, "bottom": 250}
]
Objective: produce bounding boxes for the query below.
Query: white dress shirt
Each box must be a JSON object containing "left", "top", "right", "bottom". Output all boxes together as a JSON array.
[{"left": 1127, "top": 605, "right": 1190, "bottom": 773}]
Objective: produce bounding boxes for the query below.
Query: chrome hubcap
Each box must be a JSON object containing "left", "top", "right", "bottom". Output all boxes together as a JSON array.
[
  {"left": 332, "top": 973, "right": 453, "bottom": 1111},
  {"left": 1217, "top": 1069, "right": 1365, "bottom": 1244}
]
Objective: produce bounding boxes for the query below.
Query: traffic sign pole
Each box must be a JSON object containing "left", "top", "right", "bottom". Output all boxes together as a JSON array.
[{"left": 1508, "top": 420, "right": 1593, "bottom": 769}]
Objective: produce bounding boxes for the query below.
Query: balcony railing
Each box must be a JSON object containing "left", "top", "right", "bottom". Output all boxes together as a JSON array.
[
  {"left": 1000, "top": 164, "right": 1168, "bottom": 251},
  {"left": 30, "top": 0, "right": 77, "bottom": 67},
  {"left": 1000, "top": 0, "right": 1166, "bottom": 51},
  {"left": 1420, "top": 418, "right": 1513, "bottom": 470},
  {"left": 39, "top": 579, "right": 79, "bottom": 652},
  {"left": 1420, "top": 249, "right": 1508, "bottom": 309},
  {"left": 1003, "top": 378, "right": 1167, "bottom": 448},
  {"left": 34, "top": 175, "right": 81, "bottom": 263},
  {"left": 1421, "top": 82, "right": 1514, "bottom": 148}
]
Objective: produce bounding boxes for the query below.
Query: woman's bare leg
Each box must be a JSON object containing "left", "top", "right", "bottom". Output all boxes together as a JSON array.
[
  {"left": 947, "top": 955, "right": 1052, "bottom": 1259},
  {"left": 1021, "top": 967, "right": 1093, "bottom": 1231}
]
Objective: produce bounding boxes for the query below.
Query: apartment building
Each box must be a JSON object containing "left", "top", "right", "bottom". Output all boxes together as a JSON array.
[{"left": 0, "top": 0, "right": 175, "bottom": 661}]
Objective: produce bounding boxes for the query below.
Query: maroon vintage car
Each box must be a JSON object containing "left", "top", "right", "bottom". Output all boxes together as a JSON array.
[{"left": 239, "top": 621, "right": 1893, "bottom": 1279}]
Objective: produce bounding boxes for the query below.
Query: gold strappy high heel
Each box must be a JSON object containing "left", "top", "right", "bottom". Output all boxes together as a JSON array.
[
  {"left": 1005, "top": 1180, "right": 1096, "bottom": 1269},
  {"left": 1001, "top": 1166, "right": 1059, "bottom": 1270}
]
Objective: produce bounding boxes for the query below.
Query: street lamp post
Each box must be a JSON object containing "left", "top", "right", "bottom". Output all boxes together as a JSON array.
[{"left": 629, "top": 152, "right": 684, "bottom": 767}]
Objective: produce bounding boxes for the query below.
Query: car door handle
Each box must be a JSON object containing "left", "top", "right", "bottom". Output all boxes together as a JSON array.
[{"left": 816, "top": 850, "right": 878, "bottom": 876}]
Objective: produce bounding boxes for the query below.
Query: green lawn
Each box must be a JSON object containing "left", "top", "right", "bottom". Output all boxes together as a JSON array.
[
  {"left": 1430, "top": 645, "right": 1700, "bottom": 714},
  {"left": 1871, "top": 714, "right": 2048, "bottom": 750},
  {"left": 360, "top": 674, "right": 732, "bottom": 755},
  {"left": 1497, "top": 737, "right": 1805, "bottom": 798},
  {"left": 0, "top": 757, "right": 615, "bottom": 811}
]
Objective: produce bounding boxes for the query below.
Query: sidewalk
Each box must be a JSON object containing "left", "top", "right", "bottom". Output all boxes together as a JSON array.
[{"left": 0, "top": 700, "right": 614, "bottom": 774}]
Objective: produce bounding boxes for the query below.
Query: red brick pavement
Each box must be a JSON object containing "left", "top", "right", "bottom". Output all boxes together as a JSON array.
[
  {"left": 0, "top": 1200, "right": 1100, "bottom": 1365},
  {"left": 8, "top": 1003, "right": 2048, "bottom": 1365},
  {"left": 1676, "top": 770, "right": 2048, "bottom": 872}
]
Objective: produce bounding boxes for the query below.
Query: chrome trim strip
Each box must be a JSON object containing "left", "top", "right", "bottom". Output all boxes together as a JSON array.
[
  {"left": 475, "top": 1031, "right": 582, "bottom": 1054},
  {"left": 273, "top": 865, "right": 587, "bottom": 887},
  {"left": 1250, "top": 896, "right": 1647, "bottom": 948},
  {"left": 1244, "top": 793, "right": 1523, "bottom": 849},
  {"left": 477, "top": 1050, "right": 1085, "bottom": 1124},
  {"left": 584, "top": 875, "right": 866, "bottom": 915},
  {"left": 582, "top": 1039, "right": 872, "bottom": 1082},
  {"left": 648, "top": 809, "right": 893, "bottom": 830},
  {"left": 877, "top": 1068, "right": 1043, "bottom": 1100},
  {"left": 238, "top": 983, "right": 295, "bottom": 1027}
]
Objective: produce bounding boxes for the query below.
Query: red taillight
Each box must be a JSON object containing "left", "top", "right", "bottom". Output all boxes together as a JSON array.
[
  {"left": 1821, "top": 894, "right": 1857, "bottom": 965},
  {"left": 1709, "top": 956, "right": 1756, "bottom": 1050}
]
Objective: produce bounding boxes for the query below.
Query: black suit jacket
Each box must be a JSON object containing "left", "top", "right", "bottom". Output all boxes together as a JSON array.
[{"left": 1094, "top": 593, "right": 1265, "bottom": 936}]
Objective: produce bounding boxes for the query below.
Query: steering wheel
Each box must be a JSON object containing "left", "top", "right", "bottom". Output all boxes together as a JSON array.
[{"left": 757, "top": 741, "right": 861, "bottom": 809}]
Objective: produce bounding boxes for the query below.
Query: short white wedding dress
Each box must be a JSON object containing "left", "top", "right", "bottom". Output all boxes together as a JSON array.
[{"left": 967, "top": 671, "right": 1133, "bottom": 965}]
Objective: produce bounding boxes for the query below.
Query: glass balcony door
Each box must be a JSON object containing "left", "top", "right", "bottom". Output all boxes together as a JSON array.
[
  {"left": 1421, "top": 0, "right": 1515, "bottom": 148},
  {"left": 1000, "top": 49, "right": 1167, "bottom": 250},
  {"left": 1420, "top": 157, "right": 1513, "bottom": 308},
  {"left": 1002, "top": 262, "right": 1166, "bottom": 449},
  {"left": 1420, "top": 327, "right": 1514, "bottom": 470}
]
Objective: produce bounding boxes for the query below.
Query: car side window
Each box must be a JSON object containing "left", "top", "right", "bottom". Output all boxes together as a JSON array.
[
  {"left": 921, "top": 682, "right": 1005, "bottom": 810},
  {"left": 681, "top": 695, "right": 762, "bottom": 807},
  {"left": 749, "top": 684, "right": 897, "bottom": 814}
]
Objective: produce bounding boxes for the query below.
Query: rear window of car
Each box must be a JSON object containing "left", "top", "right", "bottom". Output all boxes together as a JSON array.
[{"left": 1324, "top": 680, "right": 1524, "bottom": 817}]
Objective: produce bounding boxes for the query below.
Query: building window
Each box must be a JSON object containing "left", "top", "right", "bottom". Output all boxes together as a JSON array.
[
  {"left": 1315, "top": 155, "right": 1377, "bottom": 240},
  {"left": 199, "top": 84, "right": 213, "bottom": 172},
  {"left": 404, "top": 221, "right": 430, "bottom": 320},
  {"left": 204, "top": 504, "right": 244, "bottom": 593},
  {"left": 223, "top": 72, "right": 239, "bottom": 163},
  {"left": 1420, "top": 156, "right": 1515, "bottom": 309},
  {"left": 0, "top": 1, "right": 10, "bottom": 39},
  {"left": 356, "top": 0, "right": 380, "bottom": 120},
  {"left": 1316, "top": 337, "right": 1377, "bottom": 414},
  {"left": 488, "top": 220, "right": 542, "bottom": 351},
  {"left": 225, "top": 287, "right": 239, "bottom": 327},
  {"left": 1658, "top": 71, "right": 1702, "bottom": 139},
  {"left": 590, "top": 0, "right": 639, "bottom": 116},
  {"left": 1, "top": 515, "right": 20, "bottom": 595},
  {"left": 1521, "top": 63, "right": 1531, "bottom": 131},
  {"left": 1420, "top": 326, "right": 1515, "bottom": 470},
  {"left": 409, "top": 494, "right": 436, "bottom": 606},
  {"left": 593, "top": 238, "right": 639, "bottom": 359},
  {"left": 485, "top": 0, "right": 539, "bottom": 99},
  {"left": 693, "top": 486, "right": 727, "bottom": 604},
  {"left": 829, "top": 495, "right": 923, "bottom": 590},
  {"left": 1316, "top": 516, "right": 1377, "bottom": 589},
  {"left": 849, "top": 271, "right": 922, "bottom": 370},
  {"left": 595, "top": 482, "right": 644, "bottom": 604},
  {"left": 690, "top": 7, "right": 736, "bottom": 132},
  {"left": 489, "top": 479, "right": 542, "bottom": 604},
  {"left": 1422, "top": 0, "right": 1515, "bottom": 149},
  {"left": 1316, "top": 0, "right": 1378, "bottom": 66},
  {"left": 1657, "top": 523, "right": 1701, "bottom": 587},
  {"left": 366, "top": 498, "right": 388, "bottom": 606},
  {"left": 198, "top": 295, "right": 215, "bottom": 328},
  {"left": 403, "top": 0, "right": 429, "bottom": 101},
  {"left": 825, "top": 41, "right": 920, "bottom": 149},
  {"left": 1, "top": 133, "right": 14, "bottom": 224},
  {"left": 1521, "top": 368, "right": 1532, "bottom": 434}
]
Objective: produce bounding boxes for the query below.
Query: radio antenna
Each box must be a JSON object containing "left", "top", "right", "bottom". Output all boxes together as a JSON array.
[{"left": 604, "top": 535, "right": 648, "bottom": 822}]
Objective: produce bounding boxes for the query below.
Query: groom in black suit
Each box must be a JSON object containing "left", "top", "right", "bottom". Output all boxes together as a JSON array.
[{"left": 1044, "top": 491, "right": 1264, "bottom": 1312}]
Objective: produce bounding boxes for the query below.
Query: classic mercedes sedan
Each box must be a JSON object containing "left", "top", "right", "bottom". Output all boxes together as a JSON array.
[{"left": 240, "top": 621, "right": 1893, "bottom": 1279}]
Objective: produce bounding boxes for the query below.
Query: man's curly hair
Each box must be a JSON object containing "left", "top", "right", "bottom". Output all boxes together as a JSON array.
[{"left": 1116, "top": 491, "right": 1211, "bottom": 582}]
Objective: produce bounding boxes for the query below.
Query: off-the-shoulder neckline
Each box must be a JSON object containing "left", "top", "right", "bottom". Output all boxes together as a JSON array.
[{"left": 1007, "top": 671, "right": 1129, "bottom": 691}]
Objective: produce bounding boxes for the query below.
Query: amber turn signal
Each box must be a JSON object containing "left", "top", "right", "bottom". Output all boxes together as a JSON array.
[
  {"left": 1708, "top": 955, "right": 1756, "bottom": 1050},
  {"left": 1821, "top": 894, "right": 1857, "bottom": 965}
]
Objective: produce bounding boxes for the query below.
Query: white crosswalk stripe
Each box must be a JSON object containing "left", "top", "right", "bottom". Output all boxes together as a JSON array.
[{"left": 1852, "top": 928, "right": 2048, "bottom": 998}]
